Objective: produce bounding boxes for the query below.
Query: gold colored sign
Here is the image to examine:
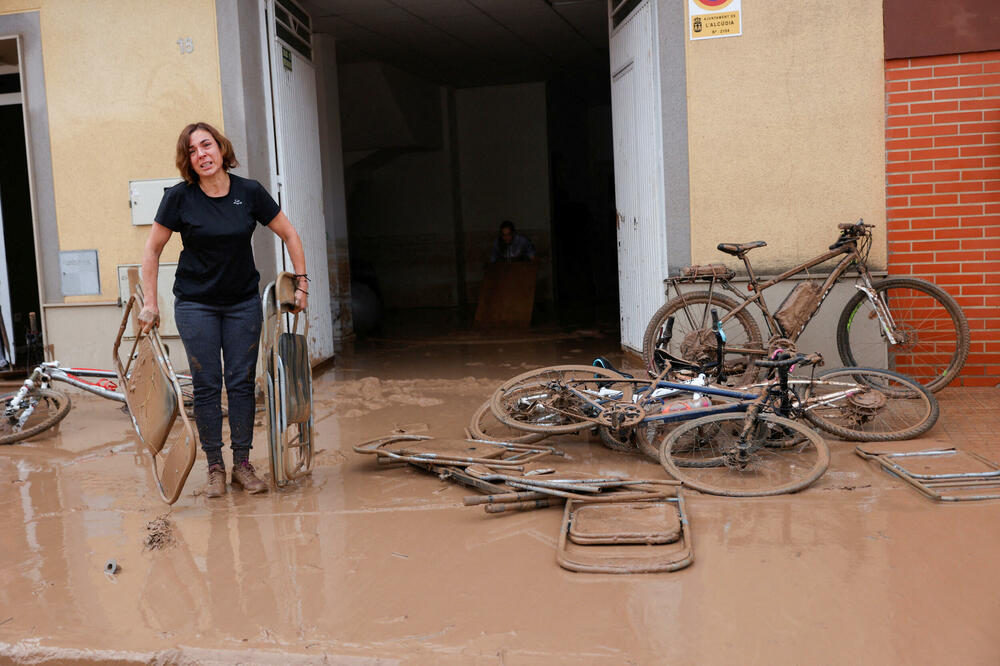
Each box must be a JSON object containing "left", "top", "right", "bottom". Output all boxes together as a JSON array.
[{"left": 691, "top": 10, "right": 740, "bottom": 38}]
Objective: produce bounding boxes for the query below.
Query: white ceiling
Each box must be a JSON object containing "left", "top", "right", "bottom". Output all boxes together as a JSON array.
[{"left": 298, "top": 0, "right": 610, "bottom": 87}]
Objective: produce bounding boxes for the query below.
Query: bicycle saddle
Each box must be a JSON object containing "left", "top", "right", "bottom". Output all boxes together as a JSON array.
[
  {"left": 592, "top": 356, "right": 634, "bottom": 379},
  {"left": 716, "top": 241, "right": 766, "bottom": 256}
]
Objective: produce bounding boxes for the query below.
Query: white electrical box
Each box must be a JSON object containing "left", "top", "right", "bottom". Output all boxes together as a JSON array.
[
  {"left": 129, "top": 178, "right": 181, "bottom": 226},
  {"left": 117, "top": 263, "right": 180, "bottom": 337},
  {"left": 59, "top": 249, "right": 101, "bottom": 296}
]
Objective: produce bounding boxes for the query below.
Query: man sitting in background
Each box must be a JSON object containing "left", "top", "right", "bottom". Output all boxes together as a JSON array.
[{"left": 490, "top": 220, "right": 535, "bottom": 263}]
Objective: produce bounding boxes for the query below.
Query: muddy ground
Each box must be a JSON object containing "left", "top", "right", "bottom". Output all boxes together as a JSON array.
[{"left": 1, "top": 327, "right": 999, "bottom": 664}]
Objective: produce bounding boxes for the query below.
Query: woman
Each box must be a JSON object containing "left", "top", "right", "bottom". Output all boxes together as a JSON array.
[{"left": 138, "top": 121, "right": 308, "bottom": 498}]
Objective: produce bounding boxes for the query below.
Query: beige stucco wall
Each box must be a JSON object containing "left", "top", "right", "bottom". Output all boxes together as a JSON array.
[
  {"left": 684, "top": 0, "right": 886, "bottom": 273},
  {"left": 2, "top": 0, "right": 224, "bottom": 302}
]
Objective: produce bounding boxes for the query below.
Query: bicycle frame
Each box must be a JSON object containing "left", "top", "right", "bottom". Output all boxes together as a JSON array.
[
  {"left": 51, "top": 366, "right": 125, "bottom": 401},
  {"left": 8, "top": 361, "right": 194, "bottom": 410},
  {"left": 17, "top": 362, "right": 125, "bottom": 401},
  {"left": 568, "top": 376, "right": 767, "bottom": 429},
  {"left": 593, "top": 354, "right": 827, "bottom": 430},
  {"left": 665, "top": 228, "right": 898, "bottom": 356}
]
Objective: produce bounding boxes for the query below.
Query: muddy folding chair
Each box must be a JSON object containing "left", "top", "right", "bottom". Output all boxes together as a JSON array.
[
  {"left": 557, "top": 493, "right": 694, "bottom": 574},
  {"left": 259, "top": 271, "right": 314, "bottom": 487},
  {"left": 354, "top": 434, "right": 562, "bottom": 470},
  {"left": 856, "top": 443, "right": 1000, "bottom": 501},
  {"left": 114, "top": 288, "right": 198, "bottom": 504}
]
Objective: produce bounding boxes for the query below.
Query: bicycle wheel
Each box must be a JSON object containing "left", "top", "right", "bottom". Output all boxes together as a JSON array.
[
  {"left": 636, "top": 419, "right": 674, "bottom": 461},
  {"left": 490, "top": 365, "right": 630, "bottom": 435},
  {"left": 642, "top": 291, "right": 763, "bottom": 385},
  {"left": 836, "top": 277, "right": 969, "bottom": 392},
  {"left": 799, "top": 367, "right": 939, "bottom": 441},
  {"left": 468, "top": 398, "right": 547, "bottom": 444},
  {"left": 0, "top": 388, "right": 72, "bottom": 445},
  {"left": 659, "top": 412, "right": 829, "bottom": 497}
]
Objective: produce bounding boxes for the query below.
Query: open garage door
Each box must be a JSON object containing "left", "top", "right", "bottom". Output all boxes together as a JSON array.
[
  {"left": 264, "top": 0, "right": 333, "bottom": 362},
  {"left": 610, "top": 0, "right": 668, "bottom": 352}
]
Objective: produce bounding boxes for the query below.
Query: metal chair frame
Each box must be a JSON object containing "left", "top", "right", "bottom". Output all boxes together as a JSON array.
[
  {"left": 259, "top": 273, "right": 314, "bottom": 487},
  {"left": 113, "top": 289, "right": 198, "bottom": 504}
]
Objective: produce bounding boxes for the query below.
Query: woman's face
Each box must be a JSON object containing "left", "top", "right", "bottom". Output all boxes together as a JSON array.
[{"left": 188, "top": 129, "right": 223, "bottom": 179}]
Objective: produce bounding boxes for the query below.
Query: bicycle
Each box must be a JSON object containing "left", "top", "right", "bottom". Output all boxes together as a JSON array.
[
  {"left": 641, "top": 220, "right": 970, "bottom": 392},
  {"left": 0, "top": 360, "right": 194, "bottom": 446},
  {"left": 489, "top": 355, "right": 938, "bottom": 495},
  {"left": 654, "top": 355, "right": 940, "bottom": 496}
]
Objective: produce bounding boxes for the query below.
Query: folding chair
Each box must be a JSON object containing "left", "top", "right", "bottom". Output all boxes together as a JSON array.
[
  {"left": 556, "top": 493, "right": 694, "bottom": 573},
  {"left": 113, "top": 288, "right": 198, "bottom": 504},
  {"left": 856, "top": 443, "right": 1000, "bottom": 501},
  {"left": 259, "top": 272, "right": 314, "bottom": 487}
]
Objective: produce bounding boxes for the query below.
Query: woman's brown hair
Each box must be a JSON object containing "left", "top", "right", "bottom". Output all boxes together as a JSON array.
[{"left": 175, "top": 122, "right": 239, "bottom": 184}]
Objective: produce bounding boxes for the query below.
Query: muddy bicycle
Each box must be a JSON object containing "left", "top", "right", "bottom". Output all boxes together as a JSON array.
[
  {"left": 642, "top": 220, "right": 970, "bottom": 392},
  {"left": 489, "top": 355, "right": 938, "bottom": 495},
  {"left": 0, "top": 360, "right": 194, "bottom": 446}
]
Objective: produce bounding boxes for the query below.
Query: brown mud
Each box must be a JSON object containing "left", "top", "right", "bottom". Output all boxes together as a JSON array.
[{"left": 1, "top": 329, "right": 999, "bottom": 664}]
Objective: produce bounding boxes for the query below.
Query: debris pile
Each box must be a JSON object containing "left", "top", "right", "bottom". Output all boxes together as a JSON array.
[
  {"left": 143, "top": 514, "right": 175, "bottom": 551},
  {"left": 354, "top": 434, "right": 693, "bottom": 573}
]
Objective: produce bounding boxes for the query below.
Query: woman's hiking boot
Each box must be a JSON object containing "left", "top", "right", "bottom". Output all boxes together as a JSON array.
[
  {"left": 205, "top": 464, "right": 227, "bottom": 498},
  {"left": 231, "top": 460, "right": 268, "bottom": 494}
]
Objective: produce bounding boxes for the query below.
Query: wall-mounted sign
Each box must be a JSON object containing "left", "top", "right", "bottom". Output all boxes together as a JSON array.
[
  {"left": 59, "top": 250, "right": 100, "bottom": 296},
  {"left": 689, "top": 0, "right": 742, "bottom": 40}
]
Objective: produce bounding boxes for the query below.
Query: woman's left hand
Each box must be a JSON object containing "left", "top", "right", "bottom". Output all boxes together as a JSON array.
[{"left": 293, "top": 288, "right": 308, "bottom": 314}]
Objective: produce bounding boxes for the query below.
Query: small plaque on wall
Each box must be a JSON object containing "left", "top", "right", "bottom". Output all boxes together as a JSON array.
[
  {"left": 59, "top": 250, "right": 101, "bottom": 296},
  {"left": 689, "top": 0, "right": 742, "bottom": 40}
]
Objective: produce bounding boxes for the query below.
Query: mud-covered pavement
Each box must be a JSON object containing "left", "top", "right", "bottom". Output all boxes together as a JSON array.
[{"left": 1, "top": 328, "right": 999, "bottom": 665}]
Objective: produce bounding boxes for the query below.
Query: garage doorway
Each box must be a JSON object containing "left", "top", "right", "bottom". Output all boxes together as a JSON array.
[{"left": 0, "top": 37, "right": 41, "bottom": 367}]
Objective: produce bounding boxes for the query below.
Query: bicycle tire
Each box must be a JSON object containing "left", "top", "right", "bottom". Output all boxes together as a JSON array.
[
  {"left": 490, "top": 365, "right": 629, "bottom": 435},
  {"left": 597, "top": 425, "right": 637, "bottom": 452},
  {"left": 636, "top": 419, "right": 672, "bottom": 461},
  {"left": 836, "top": 277, "right": 969, "bottom": 392},
  {"left": 659, "top": 412, "right": 829, "bottom": 497},
  {"left": 468, "top": 398, "right": 547, "bottom": 444},
  {"left": 800, "top": 367, "right": 939, "bottom": 441},
  {"left": 642, "top": 291, "right": 763, "bottom": 386},
  {"left": 0, "top": 388, "right": 72, "bottom": 445}
]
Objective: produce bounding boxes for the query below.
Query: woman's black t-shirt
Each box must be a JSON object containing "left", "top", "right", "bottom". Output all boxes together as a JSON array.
[{"left": 154, "top": 174, "right": 280, "bottom": 305}]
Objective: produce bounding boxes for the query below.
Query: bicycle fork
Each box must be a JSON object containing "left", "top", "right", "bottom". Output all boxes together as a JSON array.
[
  {"left": 854, "top": 274, "right": 899, "bottom": 345},
  {"left": 6, "top": 380, "right": 38, "bottom": 430},
  {"left": 727, "top": 400, "right": 765, "bottom": 470}
]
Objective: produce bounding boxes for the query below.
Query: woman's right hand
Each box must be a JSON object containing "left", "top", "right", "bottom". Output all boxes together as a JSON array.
[{"left": 138, "top": 305, "right": 160, "bottom": 335}]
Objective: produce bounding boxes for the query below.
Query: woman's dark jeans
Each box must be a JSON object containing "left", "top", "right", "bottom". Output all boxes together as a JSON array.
[{"left": 175, "top": 294, "right": 262, "bottom": 464}]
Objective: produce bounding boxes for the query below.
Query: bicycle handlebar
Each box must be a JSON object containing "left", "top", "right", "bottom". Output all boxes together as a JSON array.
[
  {"left": 754, "top": 352, "right": 823, "bottom": 369},
  {"left": 830, "top": 219, "right": 874, "bottom": 250},
  {"left": 837, "top": 219, "right": 874, "bottom": 234}
]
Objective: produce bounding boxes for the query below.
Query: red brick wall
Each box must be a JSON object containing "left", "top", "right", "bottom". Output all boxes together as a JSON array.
[{"left": 885, "top": 50, "right": 1000, "bottom": 386}]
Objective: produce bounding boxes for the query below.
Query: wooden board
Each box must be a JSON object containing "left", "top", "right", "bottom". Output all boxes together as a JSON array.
[{"left": 474, "top": 262, "right": 537, "bottom": 328}]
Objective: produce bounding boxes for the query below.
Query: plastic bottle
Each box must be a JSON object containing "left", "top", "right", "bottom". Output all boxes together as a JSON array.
[{"left": 661, "top": 395, "right": 712, "bottom": 413}]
